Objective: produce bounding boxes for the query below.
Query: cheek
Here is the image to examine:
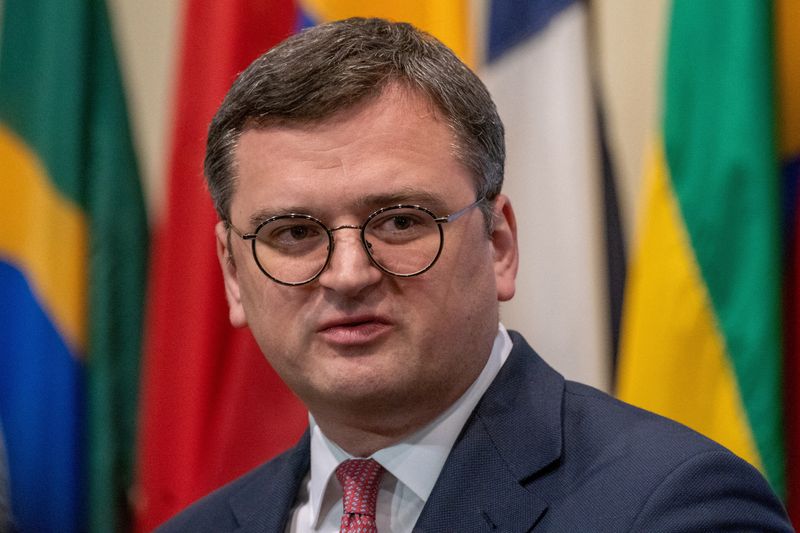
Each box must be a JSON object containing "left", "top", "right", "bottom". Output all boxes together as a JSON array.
[
  {"left": 237, "top": 270, "right": 315, "bottom": 346},
  {"left": 448, "top": 247, "right": 499, "bottom": 322},
  {"left": 237, "top": 268, "right": 266, "bottom": 312},
  {"left": 413, "top": 241, "right": 497, "bottom": 323},
  {"left": 445, "top": 233, "right": 496, "bottom": 286},
  {"left": 240, "top": 285, "right": 302, "bottom": 370},
  {"left": 237, "top": 269, "right": 288, "bottom": 332}
]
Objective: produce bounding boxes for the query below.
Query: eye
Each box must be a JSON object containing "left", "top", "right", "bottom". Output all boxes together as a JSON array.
[
  {"left": 273, "top": 223, "right": 320, "bottom": 242},
  {"left": 367, "top": 209, "right": 433, "bottom": 243},
  {"left": 288, "top": 225, "right": 310, "bottom": 239},
  {"left": 258, "top": 219, "right": 325, "bottom": 252},
  {"left": 371, "top": 212, "right": 423, "bottom": 233},
  {"left": 387, "top": 215, "right": 414, "bottom": 231}
]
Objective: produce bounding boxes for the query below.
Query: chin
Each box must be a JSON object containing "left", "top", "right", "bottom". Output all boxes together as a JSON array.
[{"left": 324, "top": 375, "right": 410, "bottom": 407}]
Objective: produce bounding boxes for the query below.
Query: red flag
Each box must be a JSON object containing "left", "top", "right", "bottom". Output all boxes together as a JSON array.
[{"left": 134, "top": 2, "right": 306, "bottom": 530}]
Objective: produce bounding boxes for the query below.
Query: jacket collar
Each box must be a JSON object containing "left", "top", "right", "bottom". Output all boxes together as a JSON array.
[
  {"left": 229, "top": 431, "right": 310, "bottom": 532},
  {"left": 414, "top": 331, "right": 564, "bottom": 532}
]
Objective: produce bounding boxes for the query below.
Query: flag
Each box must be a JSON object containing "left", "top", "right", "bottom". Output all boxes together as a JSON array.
[
  {"left": 133, "top": 1, "right": 307, "bottom": 530},
  {"left": 0, "top": 0, "right": 149, "bottom": 531},
  {"left": 0, "top": 422, "right": 10, "bottom": 529},
  {"left": 481, "top": 0, "right": 619, "bottom": 391},
  {"left": 299, "top": 0, "right": 473, "bottom": 64},
  {"left": 617, "top": 0, "right": 785, "bottom": 499}
]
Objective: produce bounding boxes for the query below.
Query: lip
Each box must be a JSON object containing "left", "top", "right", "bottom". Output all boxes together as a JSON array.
[{"left": 316, "top": 314, "right": 393, "bottom": 346}]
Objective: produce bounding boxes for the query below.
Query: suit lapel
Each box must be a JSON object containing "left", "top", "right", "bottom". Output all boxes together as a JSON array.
[
  {"left": 414, "top": 332, "right": 565, "bottom": 532},
  {"left": 229, "top": 431, "right": 311, "bottom": 532}
]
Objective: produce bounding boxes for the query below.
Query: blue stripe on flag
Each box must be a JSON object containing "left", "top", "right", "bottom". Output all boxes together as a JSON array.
[
  {"left": 0, "top": 260, "right": 85, "bottom": 532},
  {"left": 488, "top": 0, "right": 576, "bottom": 62},
  {"left": 783, "top": 154, "right": 800, "bottom": 243},
  {"left": 296, "top": 4, "right": 318, "bottom": 30}
]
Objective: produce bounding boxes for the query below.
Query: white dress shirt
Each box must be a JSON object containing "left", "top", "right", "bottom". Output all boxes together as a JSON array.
[{"left": 287, "top": 324, "right": 513, "bottom": 532}]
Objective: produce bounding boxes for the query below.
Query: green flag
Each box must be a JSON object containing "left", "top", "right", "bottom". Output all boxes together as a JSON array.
[{"left": 0, "top": 0, "right": 148, "bottom": 530}]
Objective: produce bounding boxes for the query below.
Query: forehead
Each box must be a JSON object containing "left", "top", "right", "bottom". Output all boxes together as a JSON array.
[{"left": 229, "top": 86, "right": 475, "bottom": 220}]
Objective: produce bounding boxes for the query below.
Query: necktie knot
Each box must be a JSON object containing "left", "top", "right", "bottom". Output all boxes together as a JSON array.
[{"left": 335, "top": 458, "right": 384, "bottom": 532}]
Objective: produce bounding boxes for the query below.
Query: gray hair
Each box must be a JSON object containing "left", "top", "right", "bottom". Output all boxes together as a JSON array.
[{"left": 205, "top": 17, "right": 505, "bottom": 224}]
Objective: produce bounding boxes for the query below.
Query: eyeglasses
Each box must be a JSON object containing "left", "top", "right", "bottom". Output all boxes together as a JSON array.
[{"left": 227, "top": 197, "right": 484, "bottom": 286}]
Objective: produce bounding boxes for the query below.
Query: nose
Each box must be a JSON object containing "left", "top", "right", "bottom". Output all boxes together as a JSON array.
[{"left": 317, "top": 225, "right": 383, "bottom": 295}]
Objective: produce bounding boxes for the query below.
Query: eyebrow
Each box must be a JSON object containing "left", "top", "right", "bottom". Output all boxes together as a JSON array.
[
  {"left": 248, "top": 206, "right": 316, "bottom": 229},
  {"left": 246, "top": 189, "right": 455, "bottom": 230},
  {"left": 353, "top": 190, "right": 450, "bottom": 212}
]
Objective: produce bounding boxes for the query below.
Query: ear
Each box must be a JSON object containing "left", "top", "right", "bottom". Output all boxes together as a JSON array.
[
  {"left": 490, "top": 195, "right": 519, "bottom": 302},
  {"left": 215, "top": 220, "right": 248, "bottom": 327}
]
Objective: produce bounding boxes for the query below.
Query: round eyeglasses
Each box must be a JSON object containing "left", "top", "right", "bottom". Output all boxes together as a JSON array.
[{"left": 227, "top": 197, "right": 485, "bottom": 286}]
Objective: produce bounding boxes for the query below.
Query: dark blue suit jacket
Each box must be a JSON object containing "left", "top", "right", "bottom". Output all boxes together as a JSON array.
[{"left": 158, "top": 332, "right": 792, "bottom": 532}]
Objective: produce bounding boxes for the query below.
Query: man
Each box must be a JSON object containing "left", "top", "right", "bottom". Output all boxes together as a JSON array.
[{"left": 160, "top": 17, "right": 792, "bottom": 532}]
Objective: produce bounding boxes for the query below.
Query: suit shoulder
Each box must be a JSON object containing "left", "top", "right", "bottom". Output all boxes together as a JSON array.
[
  {"left": 154, "top": 463, "right": 266, "bottom": 532},
  {"left": 550, "top": 381, "right": 791, "bottom": 530},
  {"left": 560, "top": 379, "right": 740, "bottom": 468},
  {"left": 156, "top": 441, "right": 308, "bottom": 532}
]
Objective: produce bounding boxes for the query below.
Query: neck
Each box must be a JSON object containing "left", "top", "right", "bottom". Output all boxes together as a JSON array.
[
  {"left": 313, "top": 419, "right": 415, "bottom": 457},
  {"left": 309, "top": 381, "right": 472, "bottom": 457}
]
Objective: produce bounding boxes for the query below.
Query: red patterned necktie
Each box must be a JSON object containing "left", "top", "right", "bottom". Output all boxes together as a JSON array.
[{"left": 335, "top": 458, "right": 385, "bottom": 533}]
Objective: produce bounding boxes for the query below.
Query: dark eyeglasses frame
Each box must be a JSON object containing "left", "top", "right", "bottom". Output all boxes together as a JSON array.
[{"left": 226, "top": 196, "right": 485, "bottom": 286}]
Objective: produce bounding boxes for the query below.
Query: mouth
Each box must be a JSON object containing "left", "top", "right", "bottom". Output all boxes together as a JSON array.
[{"left": 317, "top": 315, "right": 393, "bottom": 346}]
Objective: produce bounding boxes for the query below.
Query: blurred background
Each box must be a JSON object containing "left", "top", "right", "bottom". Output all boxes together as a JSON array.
[{"left": 1, "top": 0, "right": 797, "bottom": 531}]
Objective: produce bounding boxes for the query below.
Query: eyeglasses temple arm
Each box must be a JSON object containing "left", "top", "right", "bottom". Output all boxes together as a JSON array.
[
  {"left": 435, "top": 196, "right": 486, "bottom": 224},
  {"left": 224, "top": 220, "right": 256, "bottom": 240}
]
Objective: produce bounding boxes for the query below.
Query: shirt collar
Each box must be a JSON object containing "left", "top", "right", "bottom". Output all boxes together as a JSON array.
[{"left": 306, "top": 324, "right": 513, "bottom": 528}]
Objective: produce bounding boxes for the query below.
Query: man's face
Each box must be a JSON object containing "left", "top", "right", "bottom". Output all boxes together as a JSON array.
[{"left": 216, "top": 86, "right": 518, "bottom": 432}]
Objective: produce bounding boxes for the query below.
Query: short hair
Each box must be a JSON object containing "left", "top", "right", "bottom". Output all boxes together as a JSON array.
[{"left": 205, "top": 17, "right": 505, "bottom": 225}]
